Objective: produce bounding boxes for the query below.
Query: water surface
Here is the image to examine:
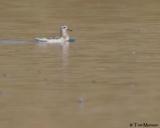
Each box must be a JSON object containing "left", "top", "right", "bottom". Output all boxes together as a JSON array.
[{"left": 0, "top": 0, "right": 160, "bottom": 128}]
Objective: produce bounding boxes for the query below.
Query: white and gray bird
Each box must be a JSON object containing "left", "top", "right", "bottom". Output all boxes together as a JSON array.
[{"left": 35, "top": 25, "right": 73, "bottom": 44}]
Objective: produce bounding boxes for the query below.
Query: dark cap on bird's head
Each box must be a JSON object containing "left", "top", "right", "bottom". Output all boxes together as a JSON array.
[{"left": 60, "top": 25, "right": 72, "bottom": 31}]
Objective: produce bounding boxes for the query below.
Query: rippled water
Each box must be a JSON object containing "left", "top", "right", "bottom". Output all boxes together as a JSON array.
[{"left": 0, "top": 0, "right": 160, "bottom": 128}]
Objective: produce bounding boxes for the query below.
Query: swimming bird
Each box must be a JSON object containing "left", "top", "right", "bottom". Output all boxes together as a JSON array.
[{"left": 35, "top": 25, "right": 73, "bottom": 44}]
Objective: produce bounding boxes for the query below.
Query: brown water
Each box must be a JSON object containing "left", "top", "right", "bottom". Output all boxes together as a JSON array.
[{"left": 0, "top": 0, "right": 160, "bottom": 128}]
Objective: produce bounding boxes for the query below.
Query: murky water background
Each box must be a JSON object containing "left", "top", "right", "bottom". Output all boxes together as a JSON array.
[{"left": 0, "top": 0, "right": 160, "bottom": 128}]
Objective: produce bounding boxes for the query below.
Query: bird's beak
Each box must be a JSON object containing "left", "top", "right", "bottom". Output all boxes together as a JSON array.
[{"left": 68, "top": 29, "right": 72, "bottom": 31}]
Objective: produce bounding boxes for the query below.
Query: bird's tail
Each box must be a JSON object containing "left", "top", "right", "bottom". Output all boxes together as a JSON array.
[{"left": 34, "top": 38, "right": 47, "bottom": 42}]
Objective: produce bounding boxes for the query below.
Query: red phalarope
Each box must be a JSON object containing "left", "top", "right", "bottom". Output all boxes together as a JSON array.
[{"left": 35, "top": 25, "right": 72, "bottom": 44}]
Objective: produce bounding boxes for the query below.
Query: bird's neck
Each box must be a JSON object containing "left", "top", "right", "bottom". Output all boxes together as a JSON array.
[{"left": 60, "top": 29, "right": 69, "bottom": 41}]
